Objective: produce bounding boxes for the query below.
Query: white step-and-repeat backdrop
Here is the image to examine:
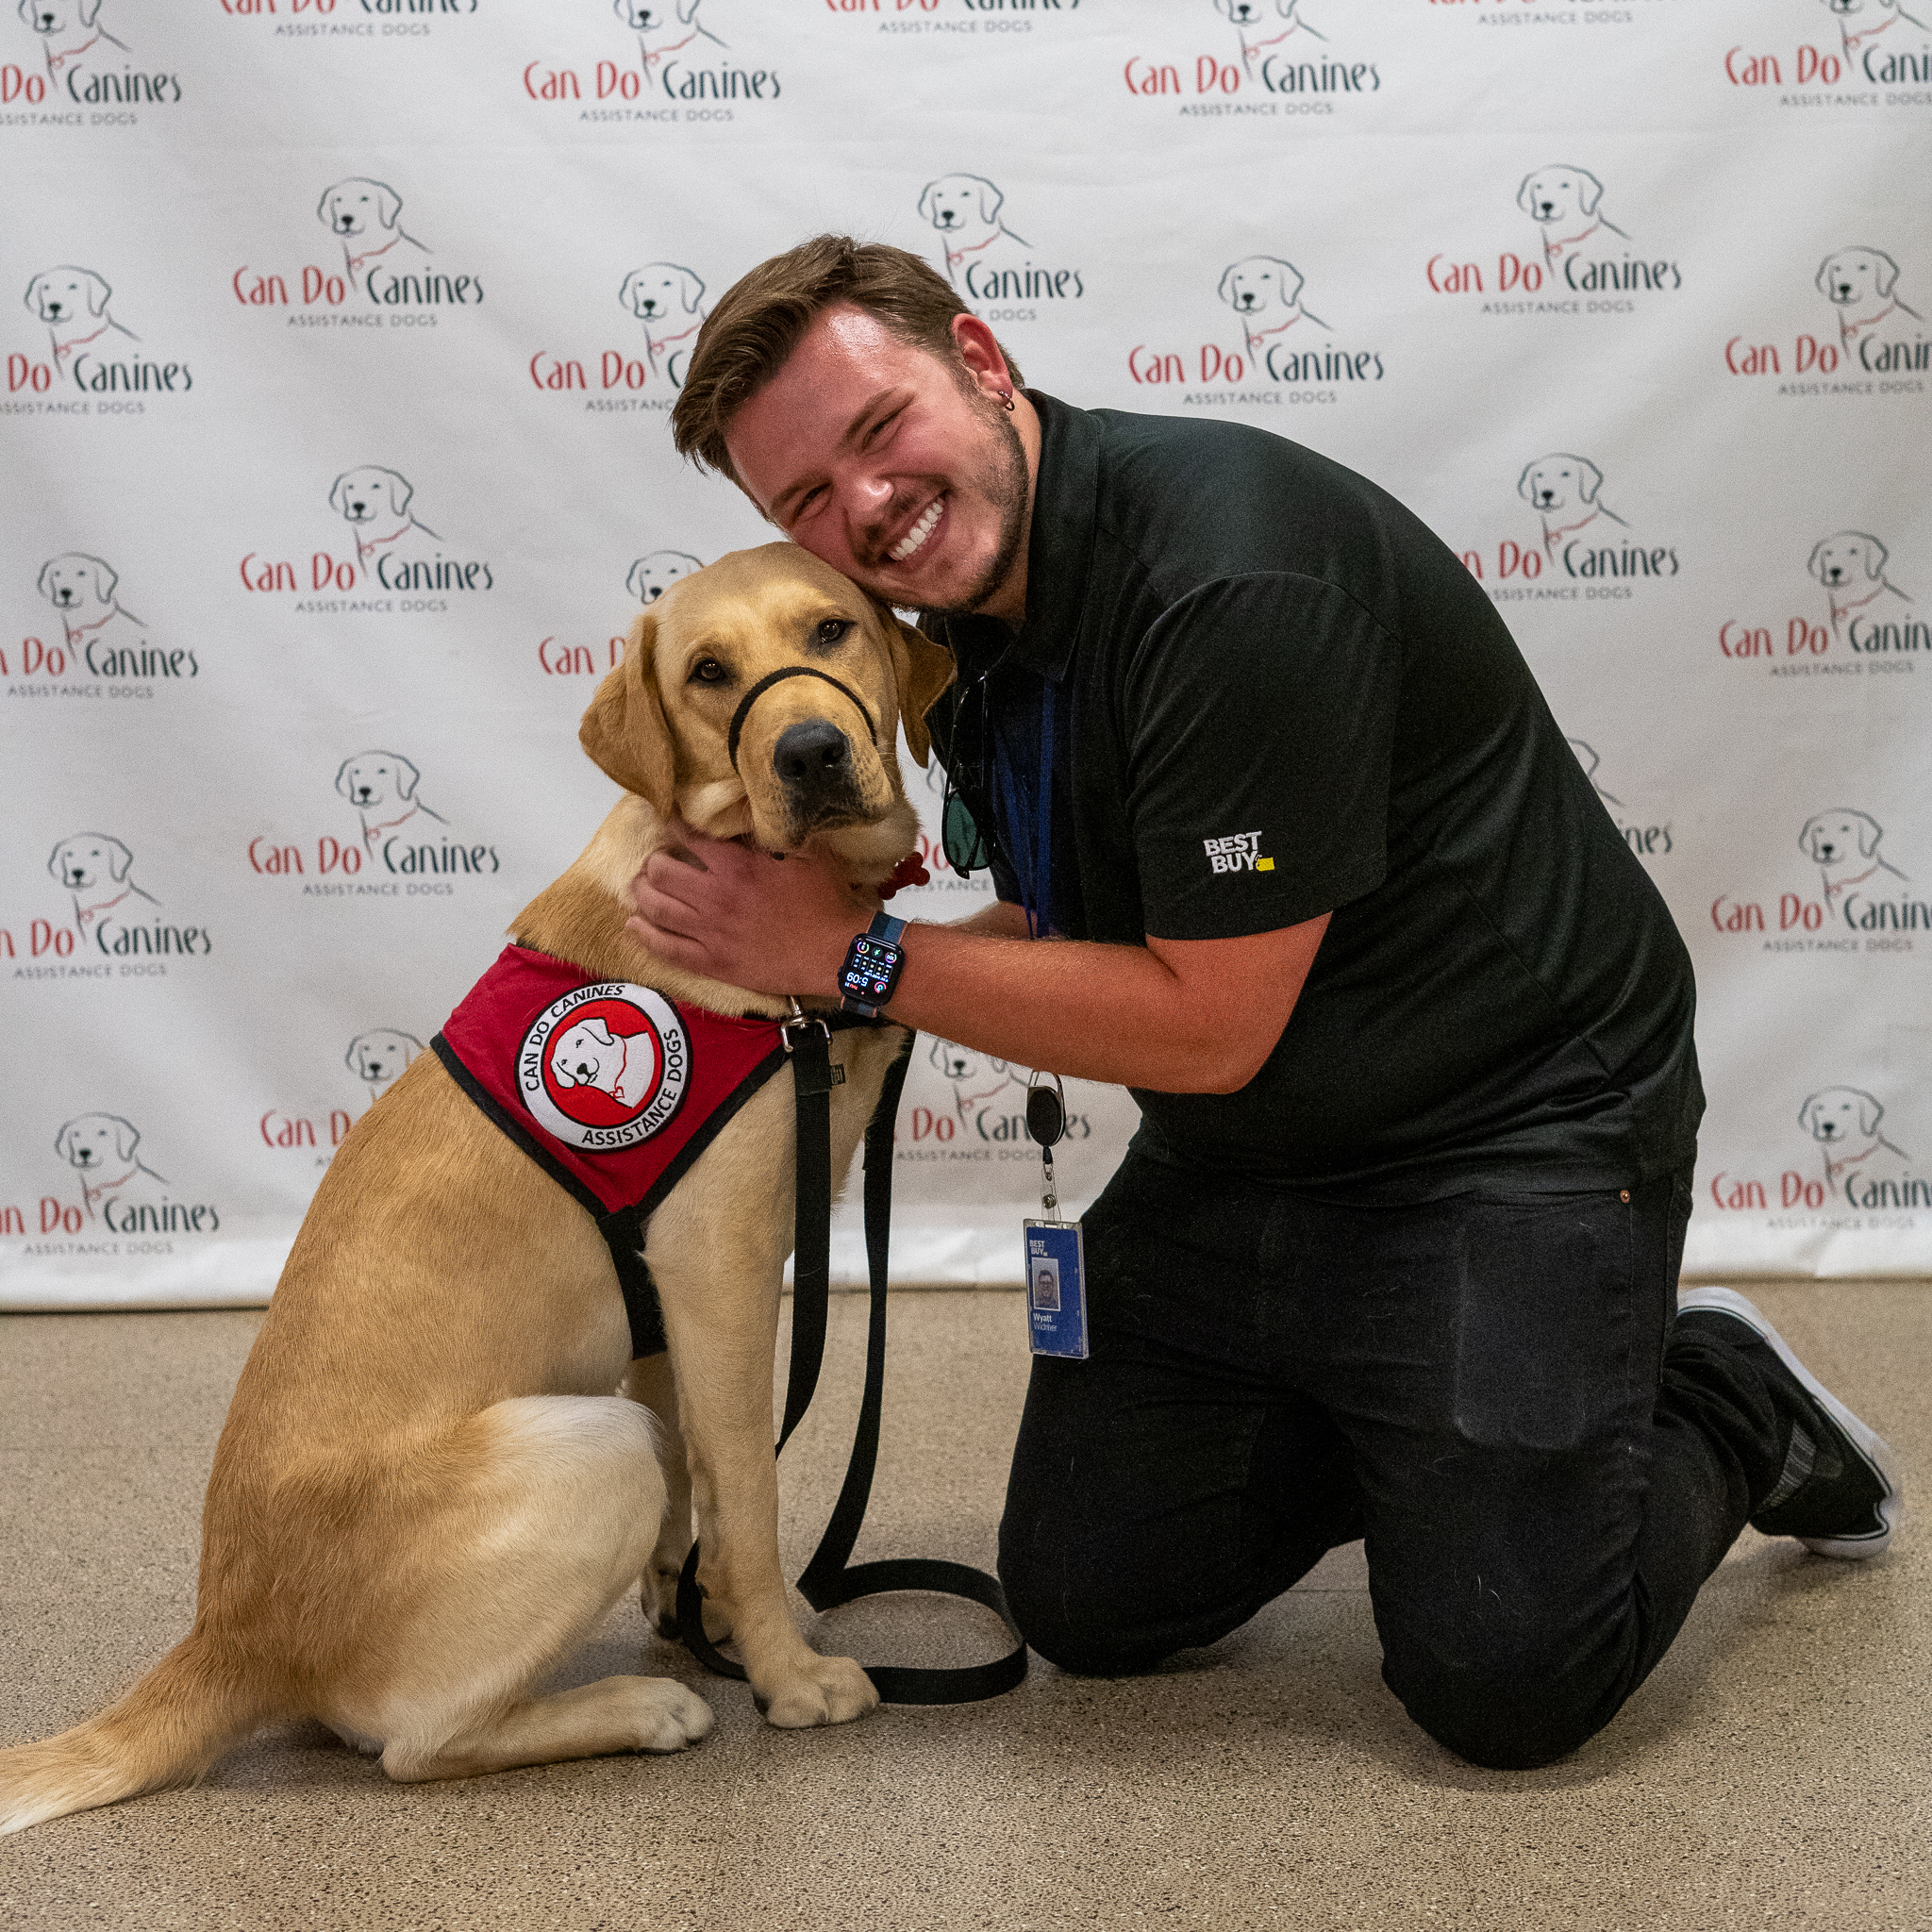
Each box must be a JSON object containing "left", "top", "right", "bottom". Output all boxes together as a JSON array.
[{"left": 3, "top": 0, "right": 1928, "bottom": 1308}]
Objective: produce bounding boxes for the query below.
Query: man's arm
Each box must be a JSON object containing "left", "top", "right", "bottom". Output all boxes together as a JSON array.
[{"left": 628, "top": 835, "right": 1326, "bottom": 1094}]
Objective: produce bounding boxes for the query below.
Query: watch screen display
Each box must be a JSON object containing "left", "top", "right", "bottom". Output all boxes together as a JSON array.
[{"left": 841, "top": 935, "right": 901, "bottom": 999}]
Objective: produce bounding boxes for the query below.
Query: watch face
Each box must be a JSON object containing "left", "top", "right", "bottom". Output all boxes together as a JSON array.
[{"left": 841, "top": 934, "right": 902, "bottom": 1000}]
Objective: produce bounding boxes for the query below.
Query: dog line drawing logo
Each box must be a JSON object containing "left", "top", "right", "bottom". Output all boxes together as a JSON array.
[
  {"left": 1518, "top": 455, "right": 1628, "bottom": 555},
  {"left": 1517, "top": 166, "right": 1629, "bottom": 267},
  {"left": 619, "top": 264, "right": 708, "bottom": 382},
  {"left": 1816, "top": 247, "right": 1921, "bottom": 347},
  {"left": 24, "top": 266, "right": 138, "bottom": 369},
  {"left": 47, "top": 833, "right": 158, "bottom": 936},
  {"left": 328, "top": 467, "right": 441, "bottom": 569},
  {"left": 345, "top": 1030, "right": 424, "bottom": 1104},
  {"left": 1798, "top": 1086, "right": 1915, "bottom": 1197},
  {"left": 1821, "top": 0, "right": 1932, "bottom": 58},
  {"left": 1215, "top": 0, "right": 1324, "bottom": 74},
  {"left": 615, "top": 0, "right": 724, "bottom": 88},
  {"left": 335, "top": 752, "right": 448, "bottom": 855},
  {"left": 1565, "top": 740, "right": 1624, "bottom": 808},
  {"left": 54, "top": 1112, "right": 166, "bottom": 1220},
  {"left": 627, "top": 551, "right": 703, "bottom": 605},
  {"left": 1808, "top": 531, "right": 1912, "bottom": 636},
  {"left": 927, "top": 1038, "right": 1021, "bottom": 1124},
  {"left": 1218, "top": 256, "right": 1329, "bottom": 356},
  {"left": 37, "top": 553, "right": 144, "bottom": 645},
  {"left": 919, "top": 175, "right": 1032, "bottom": 291},
  {"left": 521, "top": 981, "right": 691, "bottom": 1149},
  {"left": 1798, "top": 808, "right": 1909, "bottom": 902},
  {"left": 317, "top": 178, "right": 428, "bottom": 290},
  {"left": 18, "top": 0, "right": 125, "bottom": 76}
]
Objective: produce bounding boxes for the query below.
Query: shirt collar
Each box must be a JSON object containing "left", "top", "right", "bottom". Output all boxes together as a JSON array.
[{"left": 1012, "top": 389, "right": 1099, "bottom": 682}]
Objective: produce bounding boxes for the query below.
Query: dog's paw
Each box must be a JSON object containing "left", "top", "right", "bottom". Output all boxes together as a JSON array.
[
  {"left": 626, "top": 1677, "right": 714, "bottom": 1754},
  {"left": 757, "top": 1654, "right": 879, "bottom": 1730}
]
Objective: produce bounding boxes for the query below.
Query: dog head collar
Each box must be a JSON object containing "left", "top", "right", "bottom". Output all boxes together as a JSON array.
[{"left": 725, "top": 666, "right": 879, "bottom": 773}]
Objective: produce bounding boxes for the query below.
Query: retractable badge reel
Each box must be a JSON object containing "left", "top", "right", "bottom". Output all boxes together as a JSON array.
[{"left": 1023, "top": 1071, "right": 1089, "bottom": 1359}]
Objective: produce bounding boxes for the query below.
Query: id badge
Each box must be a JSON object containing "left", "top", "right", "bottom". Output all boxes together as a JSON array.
[{"left": 1024, "top": 1218, "right": 1089, "bottom": 1359}]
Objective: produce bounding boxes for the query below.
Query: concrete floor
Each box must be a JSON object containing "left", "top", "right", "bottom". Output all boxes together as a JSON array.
[{"left": 0, "top": 1282, "right": 1924, "bottom": 1932}]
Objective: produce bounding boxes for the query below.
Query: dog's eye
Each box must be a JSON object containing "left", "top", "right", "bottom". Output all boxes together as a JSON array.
[
  {"left": 690, "top": 658, "right": 728, "bottom": 686},
  {"left": 814, "top": 618, "right": 854, "bottom": 649}
]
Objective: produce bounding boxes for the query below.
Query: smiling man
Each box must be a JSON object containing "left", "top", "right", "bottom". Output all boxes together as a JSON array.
[{"left": 633, "top": 236, "right": 1902, "bottom": 1768}]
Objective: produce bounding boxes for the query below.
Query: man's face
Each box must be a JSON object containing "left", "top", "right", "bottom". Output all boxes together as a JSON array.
[{"left": 724, "top": 304, "right": 1032, "bottom": 619}]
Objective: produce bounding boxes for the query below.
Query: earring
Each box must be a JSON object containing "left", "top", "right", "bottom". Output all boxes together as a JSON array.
[{"left": 999, "top": 390, "right": 1016, "bottom": 412}]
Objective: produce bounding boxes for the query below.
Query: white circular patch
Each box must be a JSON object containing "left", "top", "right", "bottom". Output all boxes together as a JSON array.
[{"left": 517, "top": 980, "right": 691, "bottom": 1151}]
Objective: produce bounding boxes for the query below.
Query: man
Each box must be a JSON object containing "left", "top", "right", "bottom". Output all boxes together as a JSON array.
[{"left": 631, "top": 237, "right": 1902, "bottom": 1768}]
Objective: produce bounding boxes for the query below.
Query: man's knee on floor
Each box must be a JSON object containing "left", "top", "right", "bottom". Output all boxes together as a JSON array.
[
  {"left": 1381, "top": 1642, "right": 1608, "bottom": 1771},
  {"left": 997, "top": 1535, "right": 1171, "bottom": 1677}
]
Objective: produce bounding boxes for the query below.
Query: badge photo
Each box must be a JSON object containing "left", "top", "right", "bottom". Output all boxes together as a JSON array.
[{"left": 519, "top": 982, "right": 690, "bottom": 1150}]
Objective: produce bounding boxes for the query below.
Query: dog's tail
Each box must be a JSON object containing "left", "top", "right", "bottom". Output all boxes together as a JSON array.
[{"left": 0, "top": 1634, "right": 269, "bottom": 1837}]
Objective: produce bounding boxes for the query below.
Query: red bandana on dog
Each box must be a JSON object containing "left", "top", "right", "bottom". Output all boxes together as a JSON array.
[{"left": 434, "top": 945, "right": 795, "bottom": 1355}]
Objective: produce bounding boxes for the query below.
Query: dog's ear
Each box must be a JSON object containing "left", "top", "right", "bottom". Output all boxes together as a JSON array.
[
  {"left": 1815, "top": 254, "right": 1837, "bottom": 296},
  {"left": 1516, "top": 173, "right": 1540, "bottom": 215},
  {"left": 317, "top": 184, "right": 339, "bottom": 228},
  {"left": 1857, "top": 1090, "right": 1883, "bottom": 1135},
  {"left": 1517, "top": 462, "right": 1540, "bottom": 504},
  {"left": 916, "top": 179, "right": 940, "bottom": 225},
  {"left": 1576, "top": 170, "right": 1604, "bottom": 217},
  {"left": 1873, "top": 251, "right": 1900, "bottom": 298},
  {"left": 83, "top": 269, "right": 111, "bottom": 316},
  {"left": 328, "top": 472, "right": 351, "bottom": 516},
  {"left": 1854, "top": 811, "right": 1882, "bottom": 857},
  {"left": 384, "top": 469, "right": 413, "bottom": 517},
  {"left": 36, "top": 557, "right": 56, "bottom": 602},
  {"left": 90, "top": 555, "right": 117, "bottom": 603},
  {"left": 1577, "top": 459, "right": 1604, "bottom": 505},
  {"left": 1862, "top": 533, "right": 1888, "bottom": 576},
  {"left": 1798, "top": 814, "right": 1822, "bottom": 857},
  {"left": 876, "top": 605, "right": 955, "bottom": 769},
  {"left": 581, "top": 1018, "right": 618, "bottom": 1047},
  {"left": 580, "top": 610, "right": 676, "bottom": 813},
  {"left": 108, "top": 838, "right": 133, "bottom": 882},
  {"left": 375, "top": 180, "right": 402, "bottom": 231},
  {"left": 1798, "top": 1093, "right": 1820, "bottom": 1135},
  {"left": 679, "top": 266, "right": 706, "bottom": 314},
  {"left": 54, "top": 1120, "right": 75, "bottom": 1161},
  {"left": 678, "top": 0, "right": 702, "bottom": 21},
  {"left": 400, "top": 1033, "right": 423, "bottom": 1059},
  {"left": 24, "top": 274, "right": 42, "bottom": 317},
  {"left": 46, "top": 840, "right": 67, "bottom": 882},
  {"left": 618, "top": 270, "right": 641, "bottom": 314},
  {"left": 345, "top": 1035, "right": 366, "bottom": 1073},
  {"left": 974, "top": 175, "right": 1003, "bottom": 225},
  {"left": 1275, "top": 257, "right": 1305, "bottom": 304},
  {"left": 79, "top": 0, "right": 104, "bottom": 26},
  {"left": 394, "top": 756, "right": 421, "bottom": 801},
  {"left": 1807, "top": 539, "right": 1827, "bottom": 581},
  {"left": 1216, "top": 261, "right": 1240, "bottom": 308},
  {"left": 626, "top": 559, "right": 650, "bottom": 600},
  {"left": 335, "top": 757, "right": 357, "bottom": 798},
  {"left": 112, "top": 1116, "right": 139, "bottom": 1162}
]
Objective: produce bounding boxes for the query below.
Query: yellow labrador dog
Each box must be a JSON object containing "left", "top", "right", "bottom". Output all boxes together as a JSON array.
[{"left": 0, "top": 543, "right": 955, "bottom": 1835}]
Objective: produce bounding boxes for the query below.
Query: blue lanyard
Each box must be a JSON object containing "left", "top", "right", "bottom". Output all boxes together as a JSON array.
[{"left": 990, "top": 675, "right": 1058, "bottom": 941}]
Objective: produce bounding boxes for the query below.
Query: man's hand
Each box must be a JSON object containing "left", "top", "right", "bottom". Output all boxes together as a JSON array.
[{"left": 626, "top": 829, "right": 875, "bottom": 997}]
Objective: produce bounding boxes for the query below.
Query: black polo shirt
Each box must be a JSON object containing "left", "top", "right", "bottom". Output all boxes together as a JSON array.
[{"left": 923, "top": 391, "right": 1702, "bottom": 1197}]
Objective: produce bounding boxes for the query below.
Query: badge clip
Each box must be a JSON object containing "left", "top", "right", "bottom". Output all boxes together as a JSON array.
[{"left": 1022, "top": 1070, "right": 1088, "bottom": 1360}]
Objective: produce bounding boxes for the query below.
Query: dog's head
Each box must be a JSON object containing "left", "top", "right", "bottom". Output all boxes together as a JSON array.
[
  {"left": 25, "top": 265, "right": 111, "bottom": 324},
  {"left": 1808, "top": 530, "right": 1888, "bottom": 588},
  {"left": 620, "top": 263, "right": 707, "bottom": 322},
  {"left": 918, "top": 174, "right": 1004, "bottom": 235},
  {"left": 329, "top": 466, "right": 413, "bottom": 525},
  {"left": 627, "top": 550, "right": 704, "bottom": 605},
  {"left": 928, "top": 1038, "right": 1007, "bottom": 1084},
  {"left": 1820, "top": 0, "right": 1902, "bottom": 20},
  {"left": 550, "top": 1018, "right": 626, "bottom": 1093},
  {"left": 48, "top": 832, "right": 133, "bottom": 891},
  {"left": 615, "top": 0, "right": 702, "bottom": 28},
  {"left": 345, "top": 1029, "right": 423, "bottom": 1085},
  {"left": 318, "top": 177, "right": 404, "bottom": 239},
  {"left": 1516, "top": 165, "right": 1605, "bottom": 226},
  {"left": 335, "top": 751, "right": 423, "bottom": 810},
  {"left": 1816, "top": 246, "right": 1900, "bottom": 307},
  {"left": 38, "top": 551, "right": 116, "bottom": 611},
  {"left": 1799, "top": 808, "right": 1883, "bottom": 865},
  {"left": 55, "top": 1111, "right": 139, "bottom": 1171},
  {"left": 1217, "top": 256, "right": 1304, "bottom": 317},
  {"left": 20, "top": 0, "right": 102, "bottom": 38},
  {"left": 1518, "top": 454, "right": 1604, "bottom": 512},
  {"left": 580, "top": 543, "right": 953, "bottom": 868},
  {"left": 1799, "top": 1086, "right": 1883, "bottom": 1142}
]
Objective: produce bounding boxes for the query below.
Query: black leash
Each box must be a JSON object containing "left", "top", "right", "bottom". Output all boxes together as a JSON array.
[{"left": 675, "top": 1021, "right": 1029, "bottom": 1706}]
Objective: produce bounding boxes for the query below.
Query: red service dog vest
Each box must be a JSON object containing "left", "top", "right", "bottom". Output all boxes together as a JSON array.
[{"left": 432, "top": 945, "right": 799, "bottom": 1358}]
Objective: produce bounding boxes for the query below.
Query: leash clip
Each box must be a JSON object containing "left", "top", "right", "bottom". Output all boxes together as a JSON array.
[{"left": 781, "top": 995, "right": 833, "bottom": 1058}]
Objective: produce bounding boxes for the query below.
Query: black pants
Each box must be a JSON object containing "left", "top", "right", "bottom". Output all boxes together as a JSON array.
[{"left": 998, "top": 1143, "right": 1787, "bottom": 1770}]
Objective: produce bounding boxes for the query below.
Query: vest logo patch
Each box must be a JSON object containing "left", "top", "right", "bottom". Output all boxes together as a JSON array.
[{"left": 518, "top": 979, "right": 690, "bottom": 1151}]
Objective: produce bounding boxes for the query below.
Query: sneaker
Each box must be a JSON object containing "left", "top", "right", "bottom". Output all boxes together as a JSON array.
[{"left": 1676, "top": 1286, "right": 1903, "bottom": 1559}]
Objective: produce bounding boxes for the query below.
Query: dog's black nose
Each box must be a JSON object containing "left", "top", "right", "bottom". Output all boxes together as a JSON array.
[{"left": 774, "top": 719, "right": 856, "bottom": 807}]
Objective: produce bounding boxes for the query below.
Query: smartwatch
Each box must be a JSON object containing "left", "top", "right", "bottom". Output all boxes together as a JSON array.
[{"left": 839, "top": 913, "right": 907, "bottom": 1017}]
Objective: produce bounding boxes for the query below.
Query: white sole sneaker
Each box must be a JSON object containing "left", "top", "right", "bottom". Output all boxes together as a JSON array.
[{"left": 1677, "top": 1286, "right": 1904, "bottom": 1559}]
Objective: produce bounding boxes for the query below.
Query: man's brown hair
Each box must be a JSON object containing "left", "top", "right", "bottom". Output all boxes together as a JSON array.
[{"left": 670, "top": 234, "right": 1022, "bottom": 489}]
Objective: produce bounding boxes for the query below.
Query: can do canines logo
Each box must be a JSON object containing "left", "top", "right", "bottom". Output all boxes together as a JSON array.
[
  {"left": 520, "top": 981, "right": 690, "bottom": 1150},
  {"left": 1707, "top": 1085, "right": 1929, "bottom": 1217}
]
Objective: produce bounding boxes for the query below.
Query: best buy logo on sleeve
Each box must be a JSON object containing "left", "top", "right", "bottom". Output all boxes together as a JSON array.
[{"left": 1204, "top": 831, "right": 1274, "bottom": 874}]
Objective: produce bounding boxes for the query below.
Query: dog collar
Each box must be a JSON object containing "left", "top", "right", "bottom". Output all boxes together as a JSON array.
[{"left": 943, "top": 231, "right": 1002, "bottom": 271}]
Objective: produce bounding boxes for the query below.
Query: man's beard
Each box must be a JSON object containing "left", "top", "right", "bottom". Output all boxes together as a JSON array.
[{"left": 917, "top": 394, "right": 1031, "bottom": 620}]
